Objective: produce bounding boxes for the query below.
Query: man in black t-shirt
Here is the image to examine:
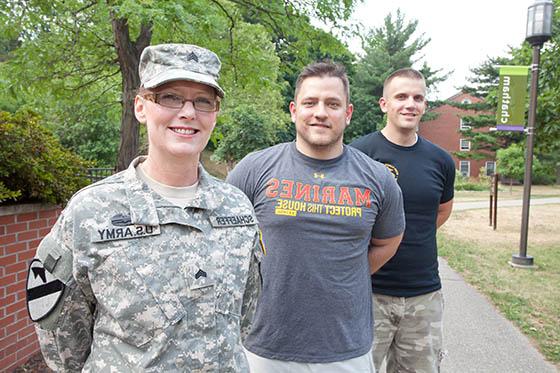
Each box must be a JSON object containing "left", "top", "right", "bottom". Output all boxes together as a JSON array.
[{"left": 351, "top": 68, "right": 455, "bottom": 373}]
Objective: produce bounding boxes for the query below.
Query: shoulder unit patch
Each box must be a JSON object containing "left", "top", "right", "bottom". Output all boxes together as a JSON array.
[{"left": 26, "top": 259, "right": 65, "bottom": 322}]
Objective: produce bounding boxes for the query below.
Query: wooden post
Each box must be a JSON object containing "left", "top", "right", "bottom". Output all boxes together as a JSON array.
[
  {"left": 489, "top": 189, "right": 493, "bottom": 226},
  {"left": 492, "top": 174, "right": 498, "bottom": 230}
]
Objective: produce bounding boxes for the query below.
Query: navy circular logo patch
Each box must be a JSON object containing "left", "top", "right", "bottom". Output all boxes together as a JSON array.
[{"left": 384, "top": 163, "right": 399, "bottom": 180}]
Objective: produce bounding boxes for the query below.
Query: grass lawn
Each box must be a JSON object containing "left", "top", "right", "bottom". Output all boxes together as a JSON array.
[{"left": 439, "top": 202, "right": 560, "bottom": 366}]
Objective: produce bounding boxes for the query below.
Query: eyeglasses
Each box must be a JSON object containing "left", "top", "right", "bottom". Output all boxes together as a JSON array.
[{"left": 143, "top": 92, "right": 220, "bottom": 112}]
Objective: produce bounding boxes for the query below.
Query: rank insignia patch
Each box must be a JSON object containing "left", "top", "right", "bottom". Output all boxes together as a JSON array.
[
  {"left": 195, "top": 269, "right": 207, "bottom": 279},
  {"left": 26, "top": 259, "right": 65, "bottom": 322},
  {"left": 187, "top": 51, "right": 199, "bottom": 62}
]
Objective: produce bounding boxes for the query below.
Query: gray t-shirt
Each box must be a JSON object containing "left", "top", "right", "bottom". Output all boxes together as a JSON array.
[{"left": 227, "top": 142, "right": 404, "bottom": 363}]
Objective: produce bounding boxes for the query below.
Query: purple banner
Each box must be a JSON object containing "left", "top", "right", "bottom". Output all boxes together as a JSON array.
[{"left": 496, "top": 125, "right": 525, "bottom": 131}]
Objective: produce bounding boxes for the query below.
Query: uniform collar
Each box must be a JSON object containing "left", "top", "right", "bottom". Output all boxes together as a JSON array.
[{"left": 123, "top": 156, "right": 223, "bottom": 225}]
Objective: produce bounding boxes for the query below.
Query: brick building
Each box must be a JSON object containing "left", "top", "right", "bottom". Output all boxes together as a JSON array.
[
  {"left": 418, "top": 92, "right": 496, "bottom": 179},
  {"left": 1, "top": 204, "right": 62, "bottom": 371}
]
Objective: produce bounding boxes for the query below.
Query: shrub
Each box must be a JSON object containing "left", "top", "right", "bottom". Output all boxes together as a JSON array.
[
  {"left": 497, "top": 143, "right": 555, "bottom": 185},
  {"left": 0, "top": 110, "right": 91, "bottom": 204},
  {"left": 454, "top": 172, "right": 488, "bottom": 191}
]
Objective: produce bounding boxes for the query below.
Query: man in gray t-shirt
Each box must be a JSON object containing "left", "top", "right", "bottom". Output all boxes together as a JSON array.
[{"left": 227, "top": 61, "right": 405, "bottom": 372}]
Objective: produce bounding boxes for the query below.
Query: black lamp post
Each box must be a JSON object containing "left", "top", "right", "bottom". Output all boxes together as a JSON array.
[{"left": 511, "top": 0, "right": 554, "bottom": 268}]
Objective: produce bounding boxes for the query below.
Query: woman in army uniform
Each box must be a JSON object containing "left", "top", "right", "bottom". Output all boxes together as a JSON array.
[{"left": 26, "top": 44, "right": 262, "bottom": 372}]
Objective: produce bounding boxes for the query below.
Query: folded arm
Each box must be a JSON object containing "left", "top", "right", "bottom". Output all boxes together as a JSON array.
[
  {"left": 436, "top": 199, "right": 453, "bottom": 229},
  {"left": 368, "top": 233, "right": 404, "bottom": 274}
]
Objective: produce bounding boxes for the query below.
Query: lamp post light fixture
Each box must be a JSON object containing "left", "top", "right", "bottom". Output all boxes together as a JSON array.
[{"left": 511, "top": 0, "right": 554, "bottom": 268}]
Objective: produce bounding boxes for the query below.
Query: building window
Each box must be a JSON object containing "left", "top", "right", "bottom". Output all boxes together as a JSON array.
[
  {"left": 460, "top": 118, "right": 472, "bottom": 131},
  {"left": 486, "top": 161, "right": 496, "bottom": 176},
  {"left": 460, "top": 161, "right": 470, "bottom": 177},
  {"left": 460, "top": 139, "right": 471, "bottom": 151},
  {"left": 462, "top": 98, "right": 472, "bottom": 104}
]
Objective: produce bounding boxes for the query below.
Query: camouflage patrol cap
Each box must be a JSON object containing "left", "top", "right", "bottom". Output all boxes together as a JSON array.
[{"left": 139, "top": 43, "right": 224, "bottom": 97}]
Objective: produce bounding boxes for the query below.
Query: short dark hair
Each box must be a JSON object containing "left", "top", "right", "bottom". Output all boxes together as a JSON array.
[
  {"left": 383, "top": 68, "right": 426, "bottom": 96},
  {"left": 294, "top": 61, "right": 350, "bottom": 104}
]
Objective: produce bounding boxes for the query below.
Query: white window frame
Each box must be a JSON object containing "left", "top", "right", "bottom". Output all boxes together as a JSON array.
[
  {"left": 460, "top": 139, "right": 471, "bottom": 151},
  {"left": 485, "top": 161, "right": 496, "bottom": 176},
  {"left": 460, "top": 118, "right": 472, "bottom": 131},
  {"left": 460, "top": 161, "right": 470, "bottom": 177},
  {"left": 462, "top": 98, "right": 472, "bottom": 104}
]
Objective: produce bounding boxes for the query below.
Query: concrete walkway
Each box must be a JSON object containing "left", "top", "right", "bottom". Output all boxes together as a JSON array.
[
  {"left": 377, "top": 260, "right": 558, "bottom": 373},
  {"left": 439, "top": 258, "right": 558, "bottom": 373},
  {"left": 453, "top": 197, "right": 560, "bottom": 211}
]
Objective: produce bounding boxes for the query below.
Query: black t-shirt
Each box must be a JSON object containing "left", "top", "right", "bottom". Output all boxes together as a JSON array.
[{"left": 351, "top": 131, "right": 455, "bottom": 297}]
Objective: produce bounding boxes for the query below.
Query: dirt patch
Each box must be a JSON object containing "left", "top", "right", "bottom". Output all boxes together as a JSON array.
[{"left": 441, "top": 204, "right": 560, "bottom": 247}]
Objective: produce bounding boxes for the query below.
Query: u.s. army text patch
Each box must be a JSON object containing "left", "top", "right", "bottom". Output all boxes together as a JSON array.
[{"left": 92, "top": 224, "right": 161, "bottom": 243}]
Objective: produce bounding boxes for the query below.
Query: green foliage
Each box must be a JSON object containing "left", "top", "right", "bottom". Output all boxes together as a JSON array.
[
  {"left": 454, "top": 172, "right": 488, "bottom": 191},
  {"left": 212, "top": 104, "right": 282, "bottom": 169},
  {"left": 347, "top": 9, "right": 448, "bottom": 142},
  {"left": 0, "top": 110, "right": 91, "bottom": 204},
  {"left": 238, "top": 2, "right": 357, "bottom": 143},
  {"left": 1, "top": 0, "right": 122, "bottom": 165},
  {"left": 496, "top": 143, "right": 554, "bottom": 185},
  {"left": 496, "top": 143, "right": 530, "bottom": 181},
  {"left": 528, "top": 0, "right": 560, "bottom": 156},
  {"left": 0, "top": 0, "right": 359, "bottom": 168}
]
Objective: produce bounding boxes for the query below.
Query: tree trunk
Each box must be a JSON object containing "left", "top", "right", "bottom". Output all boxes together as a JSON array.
[{"left": 111, "top": 14, "right": 152, "bottom": 171}]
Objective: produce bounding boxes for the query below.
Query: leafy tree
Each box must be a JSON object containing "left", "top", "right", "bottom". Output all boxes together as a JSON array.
[
  {"left": 459, "top": 56, "right": 512, "bottom": 99},
  {"left": 524, "top": 0, "right": 560, "bottom": 161},
  {"left": 453, "top": 55, "right": 519, "bottom": 163},
  {"left": 235, "top": 1, "right": 358, "bottom": 143},
  {"left": 0, "top": 0, "right": 359, "bottom": 170},
  {"left": 347, "top": 9, "right": 448, "bottom": 142}
]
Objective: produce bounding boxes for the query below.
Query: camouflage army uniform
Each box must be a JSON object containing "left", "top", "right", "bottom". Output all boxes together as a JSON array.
[{"left": 32, "top": 157, "right": 262, "bottom": 372}]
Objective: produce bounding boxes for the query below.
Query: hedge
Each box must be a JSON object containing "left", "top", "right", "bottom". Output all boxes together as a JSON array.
[{"left": 0, "top": 110, "right": 91, "bottom": 204}]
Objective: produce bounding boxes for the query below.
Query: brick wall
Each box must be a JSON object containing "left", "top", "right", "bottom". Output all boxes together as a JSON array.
[{"left": 0, "top": 204, "right": 62, "bottom": 372}]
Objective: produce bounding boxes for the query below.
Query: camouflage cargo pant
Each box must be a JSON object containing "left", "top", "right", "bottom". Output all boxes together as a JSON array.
[{"left": 372, "top": 290, "right": 445, "bottom": 373}]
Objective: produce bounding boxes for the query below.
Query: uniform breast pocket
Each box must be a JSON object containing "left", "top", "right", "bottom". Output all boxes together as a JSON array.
[{"left": 94, "top": 249, "right": 186, "bottom": 348}]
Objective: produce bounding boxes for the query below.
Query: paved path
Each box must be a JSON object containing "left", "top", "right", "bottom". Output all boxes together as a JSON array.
[
  {"left": 378, "top": 260, "right": 558, "bottom": 373},
  {"left": 453, "top": 197, "right": 560, "bottom": 211},
  {"left": 439, "top": 258, "right": 558, "bottom": 373}
]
